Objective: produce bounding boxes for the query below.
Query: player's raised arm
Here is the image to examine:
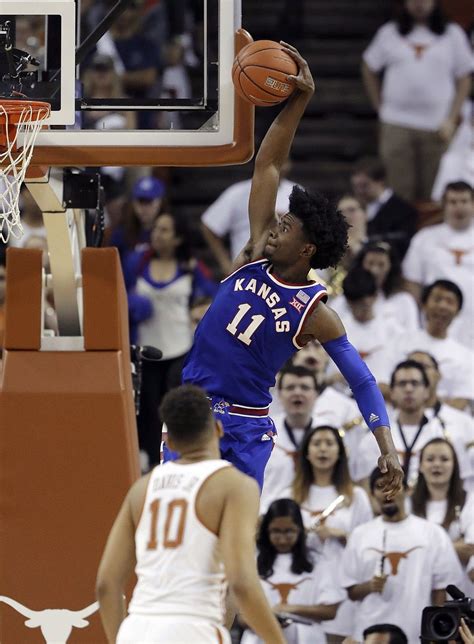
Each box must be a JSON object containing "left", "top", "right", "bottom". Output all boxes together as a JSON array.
[
  {"left": 232, "top": 42, "right": 314, "bottom": 271},
  {"left": 301, "top": 302, "right": 404, "bottom": 500}
]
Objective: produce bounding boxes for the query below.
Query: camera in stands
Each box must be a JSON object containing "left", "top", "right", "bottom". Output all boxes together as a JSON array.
[{"left": 421, "top": 585, "right": 474, "bottom": 642}]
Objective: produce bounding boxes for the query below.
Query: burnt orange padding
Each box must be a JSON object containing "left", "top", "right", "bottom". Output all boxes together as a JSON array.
[
  {"left": 4, "top": 247, "right": 42, "bottom": 350},
  {"left": 0, "top": 248, "right": 140, "bottom": 643}
]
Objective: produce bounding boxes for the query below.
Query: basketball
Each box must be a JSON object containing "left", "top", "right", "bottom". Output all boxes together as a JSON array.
[{"left": 232, "top": 40, "right": 298, "bottom": 107}]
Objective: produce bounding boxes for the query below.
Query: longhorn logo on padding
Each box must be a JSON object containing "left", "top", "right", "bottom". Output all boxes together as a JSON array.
[{"left": 0, "top": 596, "right": 98, "bottom": 644}]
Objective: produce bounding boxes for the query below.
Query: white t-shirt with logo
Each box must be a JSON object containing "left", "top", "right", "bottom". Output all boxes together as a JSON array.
[
  {"left": 201, "top": 178, "right": 297, "bottom": 260},
  {"left": 402, "top": 221, "right": 474, "bottom": 352},
  {"left": 241, "top": 553, "right": 345, "bottom": 644},
  {"left": 363, "top": 22, "right": 473, "bottom": 130},
  {"left": 340, "top": 514, "right": 463, "bottom": 643}
]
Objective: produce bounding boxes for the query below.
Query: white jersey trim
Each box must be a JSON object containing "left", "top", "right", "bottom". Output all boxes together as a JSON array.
[
  {"left": 265, "top": 264, "right": 317, "bottom": 290},
  {"left": 220, "top": 258, "right": 267, "bottom": 284},
  {"left": 292, "top": 290, "right": 328, "bottom": 349}
]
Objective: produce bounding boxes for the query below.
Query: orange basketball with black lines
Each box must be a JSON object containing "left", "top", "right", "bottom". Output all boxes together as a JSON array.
[{"left": 232, "top": 40, "right": 298, "bottom": 107}]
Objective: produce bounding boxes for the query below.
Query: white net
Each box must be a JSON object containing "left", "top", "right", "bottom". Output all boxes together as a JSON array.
[{"left": 0, "top": 102, "right": 50, "bottom": 243}]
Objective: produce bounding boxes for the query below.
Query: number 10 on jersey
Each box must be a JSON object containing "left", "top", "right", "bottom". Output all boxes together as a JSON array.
[{"left": 226, "top": 304, "right": 265, "bottom": 346}]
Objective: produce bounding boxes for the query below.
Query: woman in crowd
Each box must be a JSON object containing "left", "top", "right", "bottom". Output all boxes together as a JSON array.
[
  {"left": 241, "top": 498, "right": 344, "bottom": 644},
  {"left": 107, "top": 175, "right": 167, "bottom": 260},
  {"left": 411, "top": 438, "right": 474, "bottom": 593},
  {"left": 124, "top": 211, "right": 217, "bottom": 467},
  {"left": 361, "top": 0, "right": 472, "bottom": 202},
  {"left": 291, "top": 426, "right": 372, "bottom": 643},
  {"left": 329, "top": 241, "right": 419, "bottom": 333}
]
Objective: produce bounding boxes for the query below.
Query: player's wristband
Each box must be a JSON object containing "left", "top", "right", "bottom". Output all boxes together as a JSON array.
[{"left": 322, "top": 334, "right": 390, "bottom": 432}]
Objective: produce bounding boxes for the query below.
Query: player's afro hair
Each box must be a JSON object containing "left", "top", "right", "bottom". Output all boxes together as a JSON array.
[{"left": 289, "top": 185, "right": 349, "bottom": 269}]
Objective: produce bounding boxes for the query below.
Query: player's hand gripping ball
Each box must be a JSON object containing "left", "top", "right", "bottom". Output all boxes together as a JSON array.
[{"left": 232, "top": 39, "right": 298, "bottom": 107}]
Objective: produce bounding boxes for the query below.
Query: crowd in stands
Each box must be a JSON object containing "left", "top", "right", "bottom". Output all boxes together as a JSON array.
[{"left": 1, "top": 0, "right": 473, "bottom": 642}]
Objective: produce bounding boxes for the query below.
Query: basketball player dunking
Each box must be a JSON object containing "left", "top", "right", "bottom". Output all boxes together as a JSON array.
[
  {"left": 179, "top": 43, "right": 403, "bottom": 497},
  {"left": 97, "top": 385, "right": 286, "bottom": 644}
]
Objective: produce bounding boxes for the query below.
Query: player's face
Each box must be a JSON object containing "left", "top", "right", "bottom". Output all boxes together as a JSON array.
[
  {"left": 293, "top": 340, "right": 329, "bottom": 375},
  {"left": 306, "top": 430, "right": 340, "bottom": 472},
  {"left": 347, "top": 295, "right": 376, "bottom": 323},
  {"left": 420, "top": 442, "right": 454, "bottom": 486},
  {"left": 443, "top": 190, "right": 474, "bottom": 231},
  {"left": 264, "top": 213, "right": 314, "bottom": 267},
  {"left": 423, "top": 286, "right": 460, "bottom": 330},
  {"left": 390, "top": 368, "right": 429, "bottom": 412},
  {"left": 268, "top": 516, "right": 301, "bottom": 553},
  {"left": 362, "top": 251, "right": 391, "bottom": 289},
  {"left": 278, "top": 374, "right": 317, "bottom": 417}
]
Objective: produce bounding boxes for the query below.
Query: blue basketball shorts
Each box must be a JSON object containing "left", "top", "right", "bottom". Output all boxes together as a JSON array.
[{"left": 163, "top": 397, "right": 275, "bottom": 490}]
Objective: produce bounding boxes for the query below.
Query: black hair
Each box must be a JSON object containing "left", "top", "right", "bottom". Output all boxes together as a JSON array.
[
  {"left": 395, "top": 1, "right": 447, "bottom": 36},
  {"left": 159, "top": 384, "right": 212, "bottom": 445},
  {"left": 353, "top": 241, "right": 403, "bottom": 297},
  {"left": 407, "top": 350, "right": 439, "bottom": 373},
  {"left": 363, "top": 623, "right": 408, "bottom": 644},
  {"left": 342, "top": 267, "right": 377, "bottom": 301},
  {"left": 352, "top": 157, "right": 386, "bottom": 182},
  {"left": 277, "top": 364, "right": 318, "bottom": 391},
  {"left": 257, "top": 498, "right": 313, "bottom": 578},
  {"left": 293, "top": 426, "right": 353, "bottom": 504},
  {"left": 421, "top": 279, "right": 463, "bottom": 311},
  {"left": 442, "top": 180, "right": 474, "bottom": 199},
  {"left": 0, "top": 244, "right": 6, "bottom": 267},
  {"left": 289, "top": 185, "right": 349, "bottom": 269},
  {"left": 390, "top": 359, "right": 429, "bottom": 389},
  {"left": 412, "top": 438, "right": 466, "bottom": 530}
]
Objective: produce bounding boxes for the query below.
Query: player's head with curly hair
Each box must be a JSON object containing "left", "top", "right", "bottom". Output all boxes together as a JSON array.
[{"left": 265, "top": 186, "right": 349, "bottom": 270}]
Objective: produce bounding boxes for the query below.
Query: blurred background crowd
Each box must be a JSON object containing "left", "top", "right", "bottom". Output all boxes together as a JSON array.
[{"left": 0, "top": 0, "right": 473, "bottom": 641}]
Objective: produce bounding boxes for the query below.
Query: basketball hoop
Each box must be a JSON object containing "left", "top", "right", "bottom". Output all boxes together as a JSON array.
[{"left": 0, "top": 99, "right": 51, "bottom": 243}]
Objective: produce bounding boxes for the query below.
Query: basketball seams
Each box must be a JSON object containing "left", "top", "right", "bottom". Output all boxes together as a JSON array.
[
  {"left": 239, "top": 72, "right": 282, "bottom": 105},
  {"left": 235, "top": 58, "right": 280, "bottom": 105},
  {"left": 240, "top": 68, "right": 292, "bottom": 100},
  {"left": 240, "top": 66, "right": 295, "bottom": 98}
]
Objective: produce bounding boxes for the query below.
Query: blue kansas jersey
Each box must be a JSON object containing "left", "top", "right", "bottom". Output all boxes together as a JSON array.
[{"left": 183, "top": 259, "right": 328, "bottom": 407}]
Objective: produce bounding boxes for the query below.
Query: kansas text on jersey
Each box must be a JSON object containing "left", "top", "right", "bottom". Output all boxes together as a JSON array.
[{"left": 183, "top": 259, "right": 328, "bottom": 407}]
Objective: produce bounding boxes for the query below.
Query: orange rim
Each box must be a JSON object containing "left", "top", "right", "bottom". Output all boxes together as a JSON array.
[{"left": 0, "top": 100, "right": 51, "bottom": 150}]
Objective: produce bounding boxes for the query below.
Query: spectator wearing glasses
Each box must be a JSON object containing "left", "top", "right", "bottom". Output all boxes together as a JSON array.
[
  {"left": 352, "top": 360, "right": 466, "bottom": 488},
  {"left": 240, "top": 498, "right": 344, "bottom": 644}
]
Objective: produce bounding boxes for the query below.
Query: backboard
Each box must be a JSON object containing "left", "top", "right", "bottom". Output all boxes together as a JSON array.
[{"left": 0, "top": 0, "right": 254, "bottom": 167}]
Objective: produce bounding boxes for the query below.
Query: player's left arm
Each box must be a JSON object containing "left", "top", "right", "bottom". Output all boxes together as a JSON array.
[
  {"left": 301, "top": 301, "right": 403, "bottom": 499},
  {"left": 96, "top": 477, "right": 147, "bottom": 643}
]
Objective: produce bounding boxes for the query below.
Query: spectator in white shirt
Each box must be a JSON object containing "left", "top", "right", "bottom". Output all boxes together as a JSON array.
[
  {"left": 407, "top": 350, "right": 474, "bottom": 491},
  {"left": 290, "top": 426, "right": 373, "bottom": 641},
  {"left": 327, "top": 267, "right": 403, "bottom": 387},
  {"left": 350, "top": 158, "right": 417, "bottom": 259},
  {"left": 353, "top": 360, "right": 467, "bottom": 487},
  {"left": 261, "top": 365, "right": 318, "bottom": 514},
  {"left": 200, "top": 162, "right": 297, "bottom": 275},
  {"left": 403, "top": 181, "right": 474, "bottom": 352},
  {"left": 386, "top": 278, "right": 474, "bottom": 410},
  {"left": 361, "top": 2, "right": 472, "bottom": 201},
  {"left": 332, "top": 241, "right": 419, "bottom": 332},
  {"left": 240, "top": 498, "right": 344, "bottom": 644},
  {"left": 340, "top": 466, "right": 463, "bottom": 644},
  {"left": 410, "top": 438, "right": 474, "bottom": 594}
]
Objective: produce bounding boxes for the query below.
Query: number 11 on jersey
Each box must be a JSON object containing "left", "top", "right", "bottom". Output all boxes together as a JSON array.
[{"left": 226, "top": 303, "right": 265, "bottom": 346}]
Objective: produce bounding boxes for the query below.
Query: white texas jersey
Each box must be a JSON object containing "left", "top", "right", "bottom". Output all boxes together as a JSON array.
[{"left": 128, "top": 459, "right": 231, "bottom": 622}]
